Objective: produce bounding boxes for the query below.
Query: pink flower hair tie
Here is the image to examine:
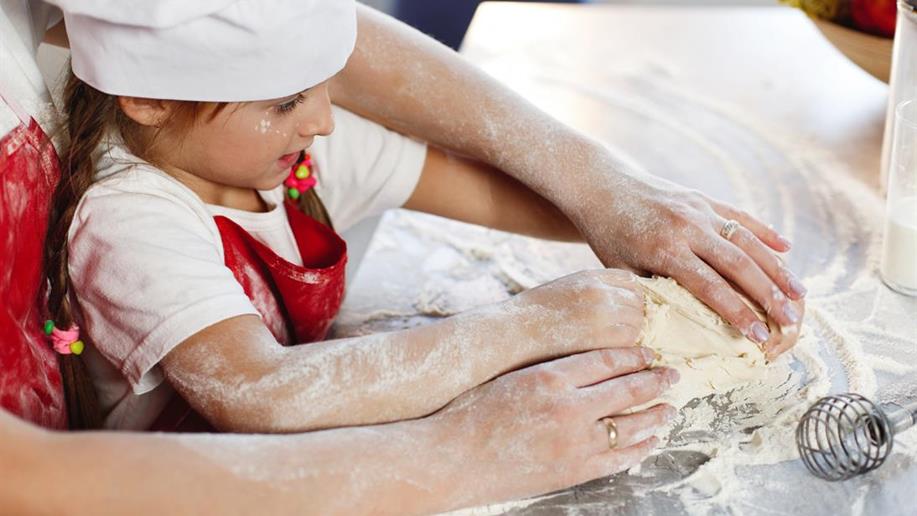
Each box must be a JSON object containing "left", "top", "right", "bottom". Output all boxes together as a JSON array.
[
  {"left": 284, "top": 151, "right": 317, "bottom": 201},
  {"left": 44, "top": 320, "right": 85, "bottom": 355}
]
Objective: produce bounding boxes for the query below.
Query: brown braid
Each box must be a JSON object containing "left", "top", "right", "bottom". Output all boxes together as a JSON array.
[
  {"left": 297, "top": 188, "right": 333, "bottom": 229},
  {"left": 45, "top": 70, "right": 333, "bottom": 429},
  {"left": 44, "top": 73, "right": 117, "bottom": 429}
]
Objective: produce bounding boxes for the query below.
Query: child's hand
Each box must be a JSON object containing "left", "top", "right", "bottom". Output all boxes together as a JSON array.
[
  {"left": 432, "top": 347, "right": 679, "bottom": 509},
  {"left": 504, "top": 269, "right": 645, "bottom": 356}
]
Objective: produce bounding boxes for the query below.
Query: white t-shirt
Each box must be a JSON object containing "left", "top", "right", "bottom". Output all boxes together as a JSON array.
[{"left": 69, "top": 106, "right": 426, "bottom": 429}]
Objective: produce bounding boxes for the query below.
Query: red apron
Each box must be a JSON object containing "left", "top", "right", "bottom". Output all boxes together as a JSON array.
[
  {"left": 0, "top": 113, "right": 67, "bottom": 428},
  {"left": 152, "top": 200, "right": 347, "bottom": 431}
]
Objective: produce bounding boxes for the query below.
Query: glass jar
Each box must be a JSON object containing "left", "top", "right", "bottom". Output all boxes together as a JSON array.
[
  {"left": 881, "top": 0, "right": 917, "bottom": 191},
  {"left": 880, "top": 99, "right": 917, "bottom": 296}
]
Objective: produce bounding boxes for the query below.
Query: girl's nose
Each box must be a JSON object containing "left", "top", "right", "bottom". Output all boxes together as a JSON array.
[{"left": 298, "top": 86, "right": 334, "bottom": 138}]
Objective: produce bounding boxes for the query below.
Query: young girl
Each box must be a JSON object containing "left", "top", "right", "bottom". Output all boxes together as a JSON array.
[{"left": 45, "top": 0, "right": 655, "bottom": 431}]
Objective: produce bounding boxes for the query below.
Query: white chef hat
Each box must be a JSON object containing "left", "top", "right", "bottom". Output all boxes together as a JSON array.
[{"left": 47, "top": 0, "right": 357, "bottom": 102}]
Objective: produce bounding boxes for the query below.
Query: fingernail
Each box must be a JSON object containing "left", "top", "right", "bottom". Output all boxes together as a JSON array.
[
  {"left": 788, "top": 276, "right": 807, "bottom": 298},
  {"left": 778, "top": 236, "right": 792, "bottom": 250},
  {"left": 783, "top": 303, "right": 800, "bottom": 324},
  {"left": 664, "top": 367, "right": 680, "bottom": 385},
  {"left": 749, "top": 322, "right": 770, "bottom": 344}
]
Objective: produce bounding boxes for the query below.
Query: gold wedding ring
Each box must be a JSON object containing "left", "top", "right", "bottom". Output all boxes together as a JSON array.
[
  {"left": 600, "top": 417, "right": 619, "bottom": 450},
  {"left": 721, "top": 219, "right": 741, "bottom": 241}
]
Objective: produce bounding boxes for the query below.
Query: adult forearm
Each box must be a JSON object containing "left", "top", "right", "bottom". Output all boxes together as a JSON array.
[
  {"left": 334, "top": 6, "right": 612, "bottom": 216},
  {"left": 2, "top": 411, "right": 458, "bottom": 516},
  {"left": 406, "top": 147, "right": 583, "bottom": 242}
]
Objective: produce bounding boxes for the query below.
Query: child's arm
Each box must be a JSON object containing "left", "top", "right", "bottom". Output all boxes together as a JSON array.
[
  {"left": 160, "top": 269, "right": 645, "bottom": 433},
  {"left": 403, "top": 146, "right": 583, "bottom": 242}
]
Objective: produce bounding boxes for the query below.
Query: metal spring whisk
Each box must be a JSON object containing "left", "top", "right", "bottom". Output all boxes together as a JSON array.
[{"left": 796, "top": 393, "right": 917, "bottom": 481}]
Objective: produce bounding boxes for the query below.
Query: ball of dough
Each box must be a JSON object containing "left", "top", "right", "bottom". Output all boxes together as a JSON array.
[{"left": 637, "top": 277, "right": 770, "bottom": 410}]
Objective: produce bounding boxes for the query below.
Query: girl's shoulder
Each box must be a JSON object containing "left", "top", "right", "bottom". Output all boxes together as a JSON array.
[{"left": 70, "top": 143, "right": 222, "bottom": 246}]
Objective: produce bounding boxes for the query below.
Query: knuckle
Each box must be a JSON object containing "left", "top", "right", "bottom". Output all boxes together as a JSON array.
[
  {"left": 685, "top": 192, "right": 713, "bottom": 212},
  {"left": 696, "top": 281, "right": 720, "bottom": 302},
  {"left": 656, "top": 249, "right": 686, "bottom": 272},
  {"left": 740, "top": 309, "right": 762, "bottom": 330},
  {"left": 626, "top": 380, "right": 644, "bottom": 400},
  {"left": 730, "top": 252, "right": 755, "bottom": 271},
  {"left": 651, "top": 405, "right": 675, "bottom": 425},
  {"left": 777, "top": 266, "right": 793, "bottom": 286},
  {"left": 734, "top": 227, "right": 754, "bottom": 246},
  {"left": 619, "top": 324, "right": 642, "bottom": 346},
  {"left": 662, "top": 203, "right": 691, "bottom": 224},
  {"left": 625, "top": 282, "right": 643, "bottom": 299},
  {"left": 598, "top": 348, "right": 620, "bottom": 371},
  {"left": 546, "top": 399, "right": 576, "bottom": 424},
  {"left": 580, "top": 284, "right": 611, "bottom": 306},
  {"left": 716, "top": 300, "right": 746, "bottom": 327},
  {"left": 607, "top": 268, "right": 637, "bottom": 282},
  {"left": 518, "top": 366, "right": 547, "bottom": 389},
  {"left": 533, "top": 369, "right": 566, "bottom": 391},
  {"left": 718, "top": 250, "right": 739, "bottom": 268}
]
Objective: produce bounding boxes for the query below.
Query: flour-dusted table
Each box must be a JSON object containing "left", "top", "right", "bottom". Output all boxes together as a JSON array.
[{"left": 338, "top": 4, "right": 917, "bottom": 514}]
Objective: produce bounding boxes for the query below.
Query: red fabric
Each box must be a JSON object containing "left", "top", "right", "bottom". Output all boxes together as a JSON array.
[
  {"left": 0, "top": 120, "right": 66, "bottom": 429},
  {"left": 152, "top": 201, "right": 347, "bottom": 432},
  {"left": 215, "top": 202, "right": 348, "bottom": 345}
]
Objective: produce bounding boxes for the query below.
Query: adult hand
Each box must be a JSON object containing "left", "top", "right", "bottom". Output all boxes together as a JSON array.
[
  {"left": 433, "top": 347, "right": 679, "bottom": 510},
  {"left": 0, "top": 351, "right": 676, "bottom": 516},
  {"left": 572, "top": 168, "right": 806, "bottom": 356},
  {"left": 763, "top": 297, "right": 806, "bottom": 360}
]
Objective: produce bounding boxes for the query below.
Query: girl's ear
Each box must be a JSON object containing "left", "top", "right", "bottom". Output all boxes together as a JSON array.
[{"left": 117, "top": 96, "right": 173, "bottom": 127}]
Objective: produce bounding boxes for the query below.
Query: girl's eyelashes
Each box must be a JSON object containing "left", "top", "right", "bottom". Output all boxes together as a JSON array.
[{"left": 275, "top": 93, "right": 305, "bottom": 115}]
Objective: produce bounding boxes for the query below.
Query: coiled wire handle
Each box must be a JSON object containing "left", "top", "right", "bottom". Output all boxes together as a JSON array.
[{"left": 796, "top": 393, "right": 917, "bottom": 481}]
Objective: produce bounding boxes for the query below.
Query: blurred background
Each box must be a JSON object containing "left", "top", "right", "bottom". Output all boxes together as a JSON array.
[{"left": 363, "top": 0, "right": 774, "bottom": 50}]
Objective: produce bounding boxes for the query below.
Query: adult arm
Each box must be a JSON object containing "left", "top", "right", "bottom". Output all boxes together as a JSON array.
[
  {"left": 3, "top": 348, "right": 676, "bottom": 515},
  {"left": 404, "top": 146, "right": 581, "bottom": 242},
  {"left": 330, "top": 5, "right": 807, "bottom": 352},
  {"left": 401, "top": 145, "right": 802, "bottom": 359}
]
